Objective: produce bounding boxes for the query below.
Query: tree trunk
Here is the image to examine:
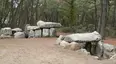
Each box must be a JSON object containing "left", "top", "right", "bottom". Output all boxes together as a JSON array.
[
  {"left": 112, "top": 0, "right": 116, "bottom": 27},
  {"left": 94, "top": 0, "right": 97, "bottom": 30},
  {"left": 100, "top": 0, "right": 108, "bottom": 39},
  {"left": 97, "top": 0, "right": 103, "bottom": 33}
]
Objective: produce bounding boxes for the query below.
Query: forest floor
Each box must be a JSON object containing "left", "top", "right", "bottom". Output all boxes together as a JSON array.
[{"left": 0, "top": 37, "right": 116, "bottom": 64}]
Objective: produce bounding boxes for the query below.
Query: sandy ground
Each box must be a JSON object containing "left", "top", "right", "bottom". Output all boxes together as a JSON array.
[{"left": 0, "top": 38, "right": 116, "bottom": 64}]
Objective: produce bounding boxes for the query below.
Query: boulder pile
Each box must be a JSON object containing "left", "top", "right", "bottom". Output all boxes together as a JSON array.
[
  {"left": 56, "top": 31, "right": 116, "bottom": 60},
  {"left": 0, "top": 20, "right": 61, "bottom": 38},
  {"left": 25, "top": 20, "right": 61, "bottom": 37}
]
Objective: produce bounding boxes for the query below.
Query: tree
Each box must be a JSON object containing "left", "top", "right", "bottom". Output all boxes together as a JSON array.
[
  {"left": 59, "top": 0, "right": 77, "bottom": 27},
  {"left": 0, "top": 0, "right": 116, "bottom": 37},
  {"left": 112, "top": 0, "right": 116, "bottom": 27},
  {"left": 97, "top": 0, "right": 108, "bottom": 39}
]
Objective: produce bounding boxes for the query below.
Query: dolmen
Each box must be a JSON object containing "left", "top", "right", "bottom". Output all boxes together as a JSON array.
[
  {"left": 25, "top": 20, "right": 61, "bottom": 38},
  {"left": 56, "top": 31, "right": 116, "bottom": 59},
  {"left": 37, "top": 20, "right": 61, "bottom": 37}
]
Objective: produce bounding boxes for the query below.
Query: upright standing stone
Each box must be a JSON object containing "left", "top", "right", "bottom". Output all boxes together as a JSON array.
[
  {"left": 43, "top": 29, "right": 49, "bottom": 37},
  {"left": 50, "top": 28, "right": 56, "bottom": 37},
  {"left": 28, "top": 30, "right": 35, "bottom": 38}
]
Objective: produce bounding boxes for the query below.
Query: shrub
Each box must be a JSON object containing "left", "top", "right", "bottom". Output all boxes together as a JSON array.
[
  {"left": 57, "top": 27, "right": 74, "bottom": 33},
  {"left": 105, "top": 27, "right": 116, "bottom": 38}
]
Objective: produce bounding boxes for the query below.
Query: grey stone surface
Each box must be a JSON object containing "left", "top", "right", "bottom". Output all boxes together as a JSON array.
[
  {"left": 63, "top": 31, "right": 101, "bottom": 42},
  {"left": 69, "top": 42, "right": 81, "bottom": 51},
  {"left": 37, "top": 20, "right": 61, "bottom": 28},
  {"left": 27, "top": 26, "right": 40, "bottom": 30},
  {"left": 28, "top": 30, "right": 35, "bottom": 38},
  {"left": 34, "top": 30, "right": 41, "bottom": 37},
  {"left": 12, "top": 28, "right": 22, "bottom": 32},
  {"left": 76, "top": 49, "right": 90, "bottom": 55},
  {"left": 96, "top": 41, "right": 116, "bottom": 59},
  {"left": 96, "top": 41, "right": 104, "bottom": 58},
  {"left": 56, "top": 35, "right": 64, "bottom": 45},
  {"left": 0, "top": 27, "right": 12, "bottom": 36},
  {"left": 102, "top": 43, "right": 116, "bottom": 59},
  {"left": 59, "top": 40, "right": 70, "bottom": 48},
  {"left": 14, "top": 32, "right": 25, "bottom": 38},
  {"left": 50, "top": 28, "right": 56, "bottom": 37}
]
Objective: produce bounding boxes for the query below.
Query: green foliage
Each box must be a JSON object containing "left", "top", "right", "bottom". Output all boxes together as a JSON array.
[
  {"left": 57, "top": 24, "right": 95, "bottom": 33},
  {"left": 106, "top": 27, "right": 116, "bottom": 38},
  {"left": 58, "top": 0, "right": 77, "bottom": 26},
  {"left": 0, "top": 0, "right": 116, "bottom": 37},
  {"left": 57, "top": 27, "right": 74, "bottom": 33}
]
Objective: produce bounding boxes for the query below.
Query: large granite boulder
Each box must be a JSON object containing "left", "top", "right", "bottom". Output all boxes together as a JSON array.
[
  {"left": 43, "top": 29, "right": 49, "bottom": 37},
  {"left": 69, "top": 42, "right": 81, "bottom": 51},
  {"left": 27, "top": 26, "right": 40, "bottom": 30},
  {"left": 28, "top": 30, "right": 35, "bottom": 38},
  {"left": 102, "top": 43, "right": 116, "bottom": 59},
  {"left": 26, "top": 26, "right": 40, "bottom": 38},
  {"left": 14, "top": 32, "right": 25, "bottom": 38},
  {"left": 37, "top": 20, "right": 45, "bottom": 27},
  {"left": 12, "top": 28, "right": 22, "bottom": 32},
  {"left": 42, "top": 28, "right": 56, "bottom": 37},
  {"left": 34, "top": 30, "right": 41, "bottom": 37},
  {"left": 96, "top": 41, "right": 116, "bottom": 59},
  {"left": 63, "top": 31, "right": 101, "bottom": 42},
  {"left": 96, "top": 40, "right": 104, "bottom": 58},
  {"left": 37, "top": 20, "right": 61, "bottom": 28},
  {"left": 0, "top": 27, "right": 12, "bottom": 36},
  {"left": 50, "top": 28, "right": 56, "bottom": 37},
  {"left": 12, "top": 28, "right": 23, "bottom": 36}
]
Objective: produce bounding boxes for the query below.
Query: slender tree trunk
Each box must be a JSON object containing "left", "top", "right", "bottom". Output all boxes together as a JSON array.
[
  {"left": 94, "top": 0, "right": 97, "bottom": 30},
  {"left": 113, "top": 0, "right": 116, "bottom": 27},
  {"left": 97, "top": 0, "right": 102, "bottom": 33},
  {"left": 35, "top": 0, "right": 39, "bottom": 21},
  {"left": 100, "top": 0, "right": 108, "bottom": 39}
]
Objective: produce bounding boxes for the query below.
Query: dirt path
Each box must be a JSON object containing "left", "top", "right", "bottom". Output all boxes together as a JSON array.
[{"left": 0, "top": 38, "right": 115, "bottom": 64}]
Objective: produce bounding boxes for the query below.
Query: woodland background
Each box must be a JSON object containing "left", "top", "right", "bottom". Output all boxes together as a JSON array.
[{"left": 0, "top": 0, "right": 116, "bottom": 38}]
